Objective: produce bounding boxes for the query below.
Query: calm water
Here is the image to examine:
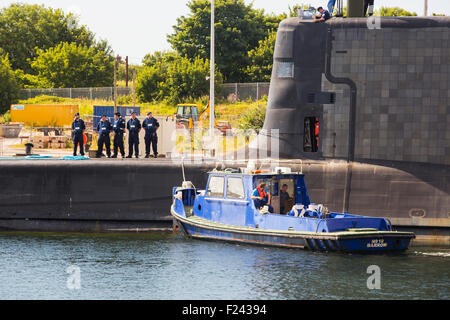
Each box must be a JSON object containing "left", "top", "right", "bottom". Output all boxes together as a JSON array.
[{"left": 0, "top": 232, "right": 448, "bottom": 300}]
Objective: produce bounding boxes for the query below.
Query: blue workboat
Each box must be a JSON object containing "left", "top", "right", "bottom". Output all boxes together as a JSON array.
[{"left": 171, "top": 168, "right": 415, "bottom": 253}]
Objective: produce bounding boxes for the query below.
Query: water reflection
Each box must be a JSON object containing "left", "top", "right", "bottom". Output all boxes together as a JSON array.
[{"left": 0, "top": 233, "right": 448, "bottom": 300}]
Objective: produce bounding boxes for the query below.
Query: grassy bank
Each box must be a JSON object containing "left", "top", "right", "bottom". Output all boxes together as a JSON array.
[{"left": 10, "top": 95, "right": 267, "bottom": 128}]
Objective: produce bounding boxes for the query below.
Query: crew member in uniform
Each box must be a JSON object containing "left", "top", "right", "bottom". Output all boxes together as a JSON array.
[
  {"left": 112, "top": 112, "right": 126, "bottom": 158},
  {"left": 96, "top": 115, "right": 112, "bottom": 158},
  {"left": 142, "top": 112, "right": 160, "bottom": 158},
  {"left": 71, "top": 113, "right": 86, "bottom": 157},
  {"left": 126, "top": 112, "right": 141, "bottom": 158},
  {"left": 314, "top": 7, "right": 331, "bottom": 22}
]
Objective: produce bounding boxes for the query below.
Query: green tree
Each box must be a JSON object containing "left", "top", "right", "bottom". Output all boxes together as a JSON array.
[
  {"left": 13, "top": 69, "right": 51, "bottom": 89},
  {"left": 142, "top": 51, "right": 180, "bottom": 68},
  {"left": 137, "top": 54, "right": 222, "bottom": 104},
  {"left": 237, "top": 104, "right": 266, "bottom": 130},
  {"left": 30, "top": 42, "right": 114, "bottom": 88},
  {"left": 168, "top": 0, "right": 283, "bottom": 82},
  {"left": 0, "top": 53, "right": 20, "bottom": 114},
  {"left": 136, "top": 63, "right": 168, "bottom": 102},
  {"left": 166, "top": 56, "right": 222, "bottom": 103},
  {"left": 245, "top": 31, "right": 276, "bottom": 82},
  {"left": 0, "top": 3, "right": 97, "bottom": 74},
  {"left": 375, "top": 7, "right": 417, "bottom": 16}
]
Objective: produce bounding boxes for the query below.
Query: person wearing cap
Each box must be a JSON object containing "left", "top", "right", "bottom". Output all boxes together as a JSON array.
[
  {"left": 142, "top": 112, "right": 160, "bottom": 158},
  {"left": 112, "top": 112, "right": 126, "bottom": 158},
  {"left": 96, "top": 115, "right": 113, "bottom": 158},
  {"left": 126, "top": 111, "right": 141, "bottom": 158},
  {"left": 71, "top": 113, "right": 86, "bottom": 156}
]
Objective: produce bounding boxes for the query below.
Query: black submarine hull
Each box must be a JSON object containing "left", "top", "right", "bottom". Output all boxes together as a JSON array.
[{"left": 0, "top": 159, "right": 447, "bottom": 245}]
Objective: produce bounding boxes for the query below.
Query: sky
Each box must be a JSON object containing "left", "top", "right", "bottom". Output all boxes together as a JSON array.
[{"left": 1, "top": 0, "right": 449, "bottom": 64}]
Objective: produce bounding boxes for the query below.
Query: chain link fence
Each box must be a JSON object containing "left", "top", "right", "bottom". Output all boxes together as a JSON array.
[
  {"left": 20, "top": 83, "right": 270, "bottom": 102},
  {"left": 219, "top": 83, "right": 270, "bottom": 101},
  {"left": 19, "top": 87, "right": 133, "bottom": 101}
]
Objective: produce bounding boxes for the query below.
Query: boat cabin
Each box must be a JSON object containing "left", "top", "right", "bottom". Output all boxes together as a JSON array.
[
  {"left": 204, "top": 171, "right": 311, "bottom": 215},
  {"left": 173, "top": 169, "right": 393, "bottom": 233}
]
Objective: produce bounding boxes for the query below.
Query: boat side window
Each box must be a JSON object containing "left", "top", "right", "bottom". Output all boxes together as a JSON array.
[
  {"left": 207, "top": 176, "right": 225, "bottom": 198},
  {"left": 227, "top": 177, "right": 245, "bottom": 200}
]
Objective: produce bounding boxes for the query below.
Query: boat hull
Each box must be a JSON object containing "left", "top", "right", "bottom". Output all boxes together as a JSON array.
[{"left": 171, "top": 209, "right": 415, "bottom": 253}]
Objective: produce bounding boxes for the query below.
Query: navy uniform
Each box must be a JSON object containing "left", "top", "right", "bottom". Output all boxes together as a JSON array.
[
  {"left": 126, "top": 115, "right": 141, "bottom": 158},
  {"left": 96, "top": 116, "right": 113, "bottom": 158},
  {"left": 71, "top": 114, "right": 86, "bottom": 156},
  {"left": 142, "top": 114, "right": 160, "bottom": 158},
  {"left": 112, "top": 113, "right": 126, "bottom": 158}
]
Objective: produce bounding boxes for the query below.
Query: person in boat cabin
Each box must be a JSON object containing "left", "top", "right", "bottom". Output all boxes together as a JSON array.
[
  {"left": 251, "top": 182, "right": 274, "bottom": 213},
  {"left": 280, "top": 184, "right": 292, "bottom": 214}
]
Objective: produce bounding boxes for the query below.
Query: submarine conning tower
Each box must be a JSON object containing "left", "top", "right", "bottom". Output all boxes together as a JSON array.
[{"left": 264, "top": 16, "right": 450, "bottom": 166}]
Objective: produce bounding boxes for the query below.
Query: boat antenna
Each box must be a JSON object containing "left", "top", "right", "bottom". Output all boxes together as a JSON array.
[
  {"left": 181, "top": 156, "right": 186, "bottom": 182},
  {"left": 181, "top": 156, "right": 196, "bottom": 189}
]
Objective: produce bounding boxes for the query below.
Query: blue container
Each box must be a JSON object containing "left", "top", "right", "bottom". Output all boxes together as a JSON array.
[
  {"left": 93, "top": 106, "right": 140, "bottom": 131},
  {"left": 93, "top": 106, "right": 113, "bottom": 131}
]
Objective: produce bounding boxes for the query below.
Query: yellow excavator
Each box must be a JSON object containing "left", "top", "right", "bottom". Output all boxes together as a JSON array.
[{"left": 174, "top": 102, "right": 231, "bottom": 133}]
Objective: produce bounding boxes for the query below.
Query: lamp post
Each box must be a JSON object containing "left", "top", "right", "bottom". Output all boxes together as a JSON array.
[{"left": 210, "top": 0, "right": 215, "bottom": 139}]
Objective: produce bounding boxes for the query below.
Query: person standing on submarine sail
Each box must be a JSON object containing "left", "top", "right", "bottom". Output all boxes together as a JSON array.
[
  {"left": 72, "top": 113, "right": 86, "bottom": 157},
  {"left": 364, "top": 0, "right": 375, "bottom": 16},
  {"left": 314, "top": 7, "right": 331, "bottom": 22},
  {"left": 327, "top": 0, "right": 336, "bottom": 16}
]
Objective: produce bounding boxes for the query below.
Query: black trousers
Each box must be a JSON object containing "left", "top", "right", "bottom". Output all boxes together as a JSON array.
[
  {"left": 145, "top": 134, "right": 158, "bottom": 156},
  {"left": 97, "top": 134, "right": 111, "bottom": 157},
  {"left": 364, "top": 0, "right": 374, "bottom": 16},
  {"left": 113, "top": 132, "right": 125, "bottom": 156},
  {"left": 73, "top": 134, "right": 84, "bottom": 156},
  {"left": 128, "top": 132, "right": 139, "bottom": 157}
]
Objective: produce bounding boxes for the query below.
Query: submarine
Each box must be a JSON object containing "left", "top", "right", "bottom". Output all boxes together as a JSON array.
[
  {"left": 0, "top": 5, "right": 448, "bottom": 245},
  {"left": 255, "top": 12, "right": 450, "bottom": 243}
]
